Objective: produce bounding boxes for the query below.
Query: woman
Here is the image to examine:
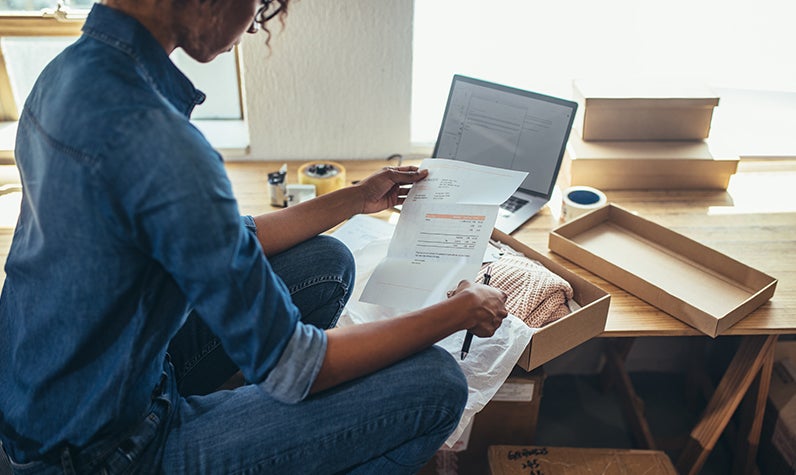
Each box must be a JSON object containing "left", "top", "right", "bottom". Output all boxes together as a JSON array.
[{"left": 0, "top": 0, "right": 508, "bottom": 473}]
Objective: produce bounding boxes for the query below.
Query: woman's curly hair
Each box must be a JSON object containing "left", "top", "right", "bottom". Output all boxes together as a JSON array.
[{"left": 254, "top": 0, "right": 291, "bottom": 46}]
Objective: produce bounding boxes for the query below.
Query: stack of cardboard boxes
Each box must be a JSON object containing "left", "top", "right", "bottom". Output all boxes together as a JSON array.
[{"left": 563, "top": 78, "right": 738, "bottom": 190}]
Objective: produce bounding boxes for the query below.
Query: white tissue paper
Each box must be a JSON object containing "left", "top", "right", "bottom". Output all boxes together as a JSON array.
[{"left": 333, "top": 216, "right": 536, "bottom": 448}]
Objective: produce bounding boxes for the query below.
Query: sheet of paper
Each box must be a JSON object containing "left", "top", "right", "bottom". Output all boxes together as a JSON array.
[
  {"left": 360, "top": 158, "right": 527, "bottom": 310},
  {"left": 330, "top": 214, "right": 395, "bottom": 252}
]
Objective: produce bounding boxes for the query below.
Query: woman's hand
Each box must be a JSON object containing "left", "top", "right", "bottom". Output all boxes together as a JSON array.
[
  {"left": 354, "top": 166, "right": 429, "bottom": 214},
  {"left": 447, "top": 280, "right": 509, "bottom": 337},
  {"left": 314, "top": 277, "right": 509, "bottom": 394}
]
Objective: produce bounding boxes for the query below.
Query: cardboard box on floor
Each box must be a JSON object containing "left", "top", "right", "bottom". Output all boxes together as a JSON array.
[
  {"left": 491, "top": 229, "right": 611, "bottom": 371},
  {"left": 487, "top": 445, "right": 678, "bottom": 475},
  {"left": 573, "top": 78, "right": 719, "bottom": 141},
  {"left": 759, "top": 340, "right": 796, "bottom": 474},
  {"left": 549, "top": 204, "right": 777, "bottom": 337},
  {"left": 419, "top": 368, "right": 545, "bottom": 475},
  {"left": 563, "top": 130, "right": 739, "bottom": 190}
]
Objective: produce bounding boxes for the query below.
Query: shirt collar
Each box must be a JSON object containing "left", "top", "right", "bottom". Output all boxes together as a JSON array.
[{"left": 81, "top": 3, "right": 206, "bottom": 117}]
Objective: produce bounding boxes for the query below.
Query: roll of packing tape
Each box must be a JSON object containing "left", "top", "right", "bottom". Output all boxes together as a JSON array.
[
  {"left": 298, "top": 161, "right": 346, "bottom": 196},
  {"left": 562, "top": 185, "right": 607, "bottom": 220}
]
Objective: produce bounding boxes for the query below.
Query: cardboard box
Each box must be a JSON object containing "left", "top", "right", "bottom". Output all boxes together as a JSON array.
[
  {"left": 418, "top": 229, "right": 609, "bottom": 474},
  {"left": 491, "top": 229, "right": 611, "bottom": 371},
  {"left": 419, "top": 367, "right": 545, "bottom": 475},
  {"left": 563, "top": 130, "right": 739, "bottom": 190},
  {"left": 487, "top": 445, "right": 678, "bottom": 475},
  {"left": 759, "top": 340, "right": 796, "bottom": 474},
  {"left": 548, "top": 204, "right": 777, "bottom": 337},
  {"left": 573, "top": 78, "right": 719, "bottom": 141}
]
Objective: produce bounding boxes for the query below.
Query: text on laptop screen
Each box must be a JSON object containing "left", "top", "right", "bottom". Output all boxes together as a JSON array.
[{"left": 434, "top": 76, "right": 575, "bottom": 197}]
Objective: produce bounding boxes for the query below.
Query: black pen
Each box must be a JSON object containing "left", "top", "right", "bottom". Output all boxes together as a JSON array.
[{"left": 461, "top": 265, "right": 492, "bottom": 360}]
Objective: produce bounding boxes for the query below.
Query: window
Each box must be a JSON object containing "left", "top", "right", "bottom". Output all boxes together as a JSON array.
[
  {"left": 412, "top": 0, "right": 796, "bottom": 157},
  {"left": 0, "top": 0, "right": 247, "bottom": 154}
]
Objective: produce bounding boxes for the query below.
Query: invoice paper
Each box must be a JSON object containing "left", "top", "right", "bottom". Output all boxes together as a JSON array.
[{"left": 360, "top": 158, "right": 527, "bottom": 310}]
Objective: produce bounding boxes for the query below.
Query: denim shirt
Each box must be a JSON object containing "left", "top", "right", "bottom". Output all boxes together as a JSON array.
[{"left": 0, "top": 4, "right": 326, "bottom": 463}]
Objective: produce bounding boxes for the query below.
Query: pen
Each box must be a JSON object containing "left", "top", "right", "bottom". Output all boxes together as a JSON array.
[{"left": 461, "top": 265, "right": 492, "bottom": 360}]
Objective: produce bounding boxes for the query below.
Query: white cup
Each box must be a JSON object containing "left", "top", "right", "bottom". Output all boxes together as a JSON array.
[{"left": 286, "top": 184, "right": 316, "bottom": 207}]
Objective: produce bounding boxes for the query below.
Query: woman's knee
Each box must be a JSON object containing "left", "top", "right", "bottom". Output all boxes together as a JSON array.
[
  {"left": 312, "top": 235, "right": 355, "bottom": 290},
  {"left": 272, "top": 235, "right": 355, "bottom": 329},
  {"left": 409, "top": 346, "right": 468, "bottom": 420},
  {"left": 273, "top": 235, "right": 354, "bottom": 290}
]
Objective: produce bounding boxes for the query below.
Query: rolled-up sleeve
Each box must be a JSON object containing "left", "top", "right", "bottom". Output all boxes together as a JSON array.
[
  {"left": 241, "top": 215, "right": 257, "bottom": 234},
  {"left": 259, "top": 322, "right": 327, "bottom": 403}
]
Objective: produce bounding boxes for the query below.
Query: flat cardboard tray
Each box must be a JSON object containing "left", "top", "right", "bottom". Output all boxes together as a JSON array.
[
  {"left": 491, "top": 229, "right": 611, "bottom": 370},
  {"left": 548, "top": 204, "right": 777, "bottom": 337}
]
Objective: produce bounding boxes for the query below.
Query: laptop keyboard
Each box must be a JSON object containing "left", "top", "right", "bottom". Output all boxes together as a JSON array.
[{"left": 500, "top": 196, "right": 529, "bottom": 213}]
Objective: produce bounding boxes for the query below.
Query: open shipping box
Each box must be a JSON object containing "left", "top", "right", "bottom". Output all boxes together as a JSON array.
[
  {"left": 573, "top": 78, "right": 719, "bottom": 141},
  {"left": 487, "top": 445, "right": 678, "bottom": 475},
  {"left": 549, "top": 204, "right": 777, "bottom": 337},
  {"left": 492, "top": 229, "right": 611, "bottom": 370},
  {"left": 563, "top": 130, "right": 739, "bottom": 190}
]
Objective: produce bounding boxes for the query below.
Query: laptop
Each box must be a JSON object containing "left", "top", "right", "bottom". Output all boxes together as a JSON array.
[{"left": 432, "top": 75, "right": 577, "bottom": 234}]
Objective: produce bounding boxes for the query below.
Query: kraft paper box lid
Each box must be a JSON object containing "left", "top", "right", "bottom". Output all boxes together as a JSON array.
[
  {"left": 573, "top": 78, "right": 720, "bottom": 108},
  {"left": 548, "top": 204, "right": 777, "bottom": 337},
  {"left": 566, "top": 130, "right": 738, "bottom": 162},
  {"left": 562, "top": 131, "right": 739, "bottom": 190},
  {"left": 572, "top": 78, "right": 720, "bottom": 141},
  {"left": 564, "top": 131, "right": 740, "bottom": 185}
]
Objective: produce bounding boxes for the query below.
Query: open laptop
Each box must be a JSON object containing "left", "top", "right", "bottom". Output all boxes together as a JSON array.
[{"left": 432, "top": 75, "right": 577, "bottom": 234}]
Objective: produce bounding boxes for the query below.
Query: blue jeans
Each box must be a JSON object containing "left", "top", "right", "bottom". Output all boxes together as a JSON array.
[
  {"left": 2, "top": 235, "right": 467, "bottom": 474},
  {"left": 167, "top": 234, "right": 359, "bottom": 396}
]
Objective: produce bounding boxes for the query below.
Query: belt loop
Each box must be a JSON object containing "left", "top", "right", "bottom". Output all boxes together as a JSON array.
[{"left": 60, "top": 446, "right": 76, "bottom": 475}]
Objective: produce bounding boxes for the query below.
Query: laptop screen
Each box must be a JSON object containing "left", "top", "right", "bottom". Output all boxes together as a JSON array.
[{"left": 432, "top": 75, "right": 577, "bottom": 198}]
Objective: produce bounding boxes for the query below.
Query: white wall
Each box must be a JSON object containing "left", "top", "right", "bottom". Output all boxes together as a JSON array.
[{"left": 240, "top": 0, "right": 413, "bottom": 161}]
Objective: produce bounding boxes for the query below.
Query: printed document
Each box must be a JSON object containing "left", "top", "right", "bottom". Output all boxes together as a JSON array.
[{"left": 360, "top": 158, "right": 527, "bottom": 310}]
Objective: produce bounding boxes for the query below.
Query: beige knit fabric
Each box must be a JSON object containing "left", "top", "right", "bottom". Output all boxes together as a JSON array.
[{"left": 477, "top": 254, "right": 573, "bottom": 328}]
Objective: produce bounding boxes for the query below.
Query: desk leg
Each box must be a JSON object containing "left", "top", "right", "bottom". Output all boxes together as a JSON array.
[
  {"left": 676, "top": 335, "right": 777, "bottom": 475},
  {"left": 733, "top": 337, "right": 775, "bottom": 475},
  {"left": 602, "top": 338, "right": 657, "bottom": 449},
  {"left": 600, "top": 338, "right": 635, "bottom": 391}
]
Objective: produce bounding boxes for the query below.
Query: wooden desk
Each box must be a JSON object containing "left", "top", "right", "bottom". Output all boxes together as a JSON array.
[
  {"left": 232, "top": 158, "right": 793, "bottom": 475},
  {"left": 501, "top": 159, "right": 795, "bottom": 474},
  {"left": 507, "top": 159, "right": 793, "bottom": 474}
]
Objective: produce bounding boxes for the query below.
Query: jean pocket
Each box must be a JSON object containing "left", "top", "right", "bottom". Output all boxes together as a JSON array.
[{"left": 0, "top": 442, "right": 58, "bottom": 475}]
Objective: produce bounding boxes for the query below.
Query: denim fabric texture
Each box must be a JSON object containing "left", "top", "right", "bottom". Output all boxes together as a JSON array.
[
  {"left": 0, "top": 2, "right": 320, "bottom": 465},
  {"left": 0, "top": 4, "right": 468, "bottom": 473}
]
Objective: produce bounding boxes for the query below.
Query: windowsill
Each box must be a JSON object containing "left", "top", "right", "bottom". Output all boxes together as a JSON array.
[
  {"left": 410, "top": 88, "right": 796, "bottom": 160},
  {"left": 707, "top": 88, "right": 796, "bottom": 160},
  {"left": 0, "top": 119, "right": 250, "bottom": 162},
  {"left": 192, "top": 119, "right": 250, "bottom": 158}
]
